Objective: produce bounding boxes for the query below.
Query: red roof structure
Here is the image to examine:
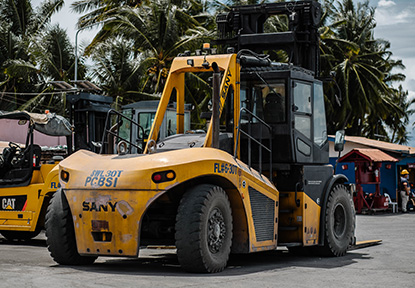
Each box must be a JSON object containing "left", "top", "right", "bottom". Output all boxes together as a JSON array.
[
  {"left": 339, "top": 148, "right": 398, "bottom": 213},
  {"left": 339, "top": 148, "right": 398, "bottom": 163},
  {"left": 341, "top": 136, "right": 415, "bottom": 155}
]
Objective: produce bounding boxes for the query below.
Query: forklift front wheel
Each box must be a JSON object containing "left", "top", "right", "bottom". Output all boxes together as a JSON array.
[
  {"left": 175, "top": 184, "right": 233, "bottom": 273},
  {"left": 45, "top": 189, "right": 97, "bottom": 265}
]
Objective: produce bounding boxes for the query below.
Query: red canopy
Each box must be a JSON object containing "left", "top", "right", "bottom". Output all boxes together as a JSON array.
[{"left": 339, "top": 148, "right": 398, "bottom": 163}]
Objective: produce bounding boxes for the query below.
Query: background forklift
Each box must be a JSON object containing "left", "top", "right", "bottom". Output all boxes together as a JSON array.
[
  {"left": 107, "top": 100, "right": 193, "bottom": 154},
  {"left": 45, "top": 0, "right": 355, "bottom": 273},
  {"left": 0, "top": 91, "right": 112, "bottom": 241}
]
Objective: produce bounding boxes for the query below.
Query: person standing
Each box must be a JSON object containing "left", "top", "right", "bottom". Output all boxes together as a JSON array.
[{"left": 400, "top": 169, "right": 410, "bottom": 213}]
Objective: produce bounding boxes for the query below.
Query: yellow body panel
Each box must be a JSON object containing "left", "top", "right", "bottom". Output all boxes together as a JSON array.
[
  {"left": 66, "top": 189, "right": 160, "bottom": 256},
  {"left": 0, "top": 164, "right": 60, "bottom": 232},
  {"left": 61, "top": 148, "right": 279, "bottom": 256},
  {"left": 278, "top": 192, "right": 321, "bottom": 245}
]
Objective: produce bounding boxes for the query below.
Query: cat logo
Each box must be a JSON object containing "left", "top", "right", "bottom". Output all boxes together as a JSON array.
[
  {"left": 2, "top": 198, "right": 16, "bottom": 210},
  {"left": 0, "top": 195, "right": 27, "bottom": 211}
]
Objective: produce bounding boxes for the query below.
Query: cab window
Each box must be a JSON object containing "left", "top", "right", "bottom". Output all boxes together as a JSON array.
[
  {"left": 240, "top": 81, "right": 286, "bottom": 124},
  {"left": 313, "top": 82, "right": 327, "bottom": 146},
  {"left": 293, "top": 81, "right": 311, "bottom": 139}
]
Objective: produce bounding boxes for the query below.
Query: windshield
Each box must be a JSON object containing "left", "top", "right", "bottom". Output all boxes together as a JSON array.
[
  {"left": 0, "top": 119, "right": 29, "bottom": 151},
  {"left": 139, "top": 112, "right": 155, "bottom": 139},
  {"left": 240, "top": 81, "right": 286, "bottom": 124}
]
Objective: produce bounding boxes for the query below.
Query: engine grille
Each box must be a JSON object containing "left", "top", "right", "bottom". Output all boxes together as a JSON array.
[{"left": 248, "top": 186, "right": 275, "bottom": 242}]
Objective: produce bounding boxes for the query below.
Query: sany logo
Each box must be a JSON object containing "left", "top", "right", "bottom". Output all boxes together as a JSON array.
[
  {"left": 82, "top": 201, "right": 117, "bottom": 212},
  {"left": 2, "top": 198, "right": 16, "bottom": 210}
]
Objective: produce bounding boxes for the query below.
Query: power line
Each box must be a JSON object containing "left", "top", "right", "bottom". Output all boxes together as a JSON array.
[
  {"left": 0, "top": 96, "right": 27, "bottom": 105},
  {"left": 0, "top": 95, "right": 67, "bottom": 111},
  {"left": 0, "top": 91, "right": 73, "bottom": 96}
]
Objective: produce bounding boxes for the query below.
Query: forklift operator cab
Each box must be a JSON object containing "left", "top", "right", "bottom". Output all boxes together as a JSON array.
[
  {"left": 0, "top": 112, "right": 71, "bottom": 186},
  {"left": 239, "top": 70, "right": 328, "bottom": 167},
  {"left": 0, "top": 142, "right": 42, "bottom": 181}
]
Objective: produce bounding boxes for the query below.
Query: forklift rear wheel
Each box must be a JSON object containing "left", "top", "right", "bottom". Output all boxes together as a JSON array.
[
  {"left": 45, "top": 189, "right": 97, "bottom": 265},
  {"left": 175, "top": 184, "right": 233, "bottom": 273},
  {"left": 319, "top": 184, "right": 355, "bottom": 256},
  {"left": 0, "top": 230, "right": 40, "bottom": 241}
]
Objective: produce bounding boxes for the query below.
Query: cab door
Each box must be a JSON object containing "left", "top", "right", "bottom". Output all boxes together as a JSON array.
[{"left": 292, "top": 80, "right": 313, "bottom": 163}]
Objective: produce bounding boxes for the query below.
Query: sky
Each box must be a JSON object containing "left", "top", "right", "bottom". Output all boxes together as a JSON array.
[
  {"left": 32, "top": 0, "right": 415, "bottom": 145},
  {"left": 372, "top": 0, "right": 415, "bottom": 146}
]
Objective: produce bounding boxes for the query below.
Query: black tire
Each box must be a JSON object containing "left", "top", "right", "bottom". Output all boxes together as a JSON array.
[
  {"left": 0, "top": 230, "right": 40, "bottom": 241},
  {"left": 175, "top": 184, "right": 233, "bottom": 273},
  {"left": 318, "top": 184, "right": 355, "bottom": 257},
  {"left": 45, "top": 189, "right": 96, "bottom": 265}
]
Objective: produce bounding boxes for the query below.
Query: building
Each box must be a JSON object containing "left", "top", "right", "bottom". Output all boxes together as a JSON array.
[{"left": 329, "top": 135, "right": 415, "bottom": 201}]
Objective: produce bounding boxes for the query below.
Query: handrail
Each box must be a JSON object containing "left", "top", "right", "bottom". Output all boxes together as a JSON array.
[
  {"left": 99, "top": 109, "right": 145, "bottom": 154},
  {"left": 234, "top": 107, "right": 272, "bottom": 181}
]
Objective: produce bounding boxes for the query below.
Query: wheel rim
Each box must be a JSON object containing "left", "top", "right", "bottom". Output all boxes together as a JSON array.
[
  {"left": 208, "top": 208, "right": 226, "bottom": 254},
  {"left": 333, "top": 203, "right": 346, "bottom": 239}
]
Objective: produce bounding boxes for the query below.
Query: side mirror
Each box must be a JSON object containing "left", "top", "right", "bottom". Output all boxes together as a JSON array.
[{"left": 334, "top": 130, "right": 345, "bottom": 152}]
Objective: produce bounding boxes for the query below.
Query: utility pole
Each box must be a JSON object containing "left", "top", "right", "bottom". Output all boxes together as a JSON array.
[{"left": 74, "top": 24, "right": 96, "bottom": 85}]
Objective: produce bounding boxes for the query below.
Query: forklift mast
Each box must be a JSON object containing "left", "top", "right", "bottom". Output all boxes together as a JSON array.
[
  {"left": 214, "top": 0, "right": 329, "bottom": 172},
  {"left": 66, "top": 93, "right": 113, "bottom": 154},
  {"left": 216, "top": 0, "right": 321, "bottom": 76}
]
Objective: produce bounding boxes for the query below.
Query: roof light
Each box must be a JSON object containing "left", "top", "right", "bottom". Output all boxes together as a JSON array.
[{"left": 203, "top": 43, "right": 210, "bottom": 50}]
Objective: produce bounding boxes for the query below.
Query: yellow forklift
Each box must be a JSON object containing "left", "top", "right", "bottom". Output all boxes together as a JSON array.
[
  {"left": 0, "top": 92, "right": 112, "bottom": 241},
  {"left": 45, "top": 0, "right": 355, "bottom": 272},
  {"left": 0, "top": 111, "right": 71, "bottom": 240}
]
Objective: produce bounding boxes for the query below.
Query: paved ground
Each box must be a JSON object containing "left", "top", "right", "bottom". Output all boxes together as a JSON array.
[{"left": 0, "top": 212, "right": 414, "bottom": 288}]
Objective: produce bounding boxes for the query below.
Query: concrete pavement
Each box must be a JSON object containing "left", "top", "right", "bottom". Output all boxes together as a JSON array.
[{"left": 0, "top": 212, "right": 414, "bottom": 288}]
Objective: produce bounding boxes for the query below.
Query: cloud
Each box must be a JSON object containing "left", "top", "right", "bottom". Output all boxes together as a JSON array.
[
  {"left": 407, "top": 79, "right": 415, "bottom": 92},
  {"left": 376, "top": 6, "right": 413, "bottom": 26},
  {"left": 400, "top": 58, "right": 415, "bottom": 90},
  {"left": 378, "top": 0, "right": 396, "bottom": 8},
  {"left": 375, "top": 0, "right": 415, "bottom": 27}
]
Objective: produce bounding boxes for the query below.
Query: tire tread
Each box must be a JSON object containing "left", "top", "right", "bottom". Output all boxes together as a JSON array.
[
  {"left": 318, "top": 184, "right": 355, "bottom": 257},
  {"left": 45, "top": 189, "right": 96, "bottom": 265},
  {"left": 175, "top": 184, "right": 232, "bottom": 273}
]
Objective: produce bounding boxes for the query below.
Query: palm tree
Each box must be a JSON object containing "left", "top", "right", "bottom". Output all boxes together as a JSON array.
[
  {"left": 74, "top": 0, "right": 212, "bottom": 103},
  {"left": 18, "top": 24, "right": 86, "bottom": 115},
  {"left": 33, "top": 24, "right": 80, "bottom": 82},
  {"left": 320, "top": 0, "right": 410, "bottom": 143},
  {"left": 71, "top": 0, "right": 146, "bottom": 29},
  {"left": 89, "top": 38, "right": 147, "bottom": 104},
  {"left": 384, "top": 86, "right": 415, "bottom": 145},
  {"left": 0, "top": 0, "right": 65, "bottom": 111}
]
